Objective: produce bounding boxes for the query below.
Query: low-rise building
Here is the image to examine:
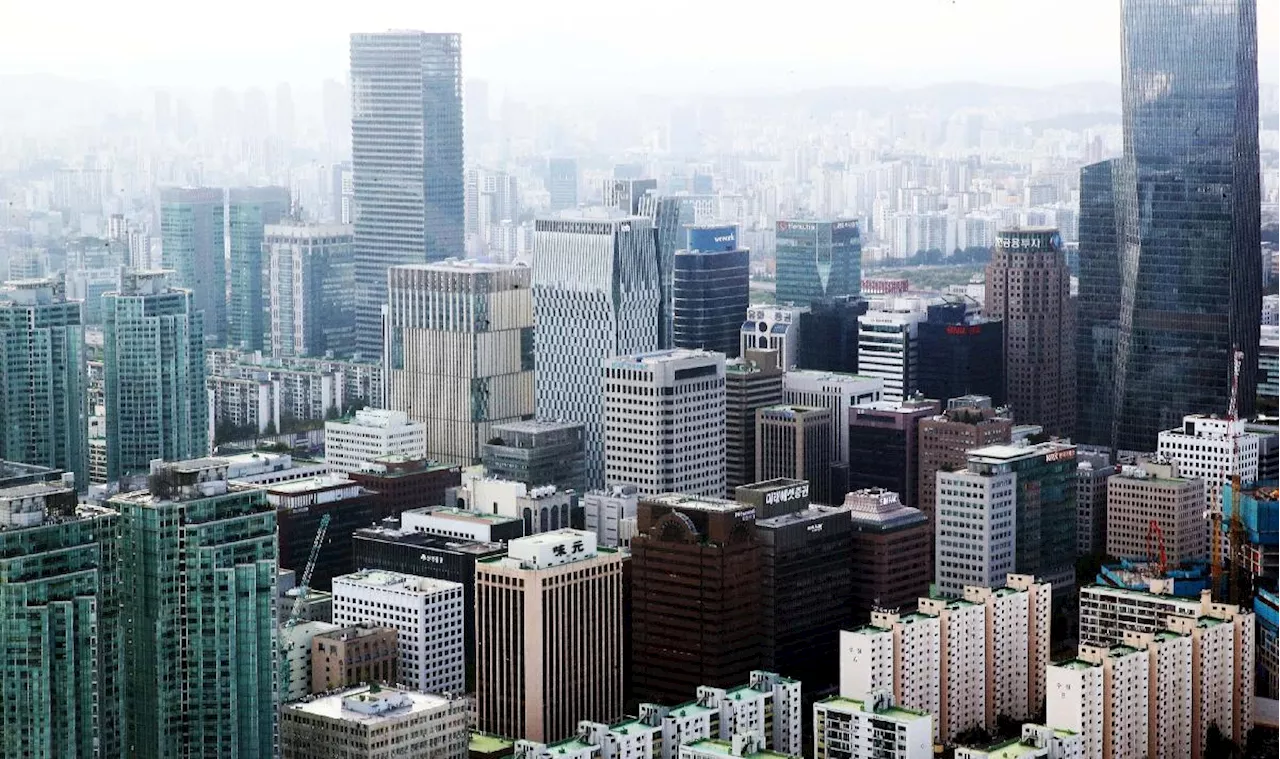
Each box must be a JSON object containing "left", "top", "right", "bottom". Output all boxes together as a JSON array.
[
  {"left": 325, "top": 409, "right": 427, "bottom": 473},
  {"left": 955, "top": 724, "right": 1084, "bottom": 759},
  {"left": 310, "top": 623, "right": 399, "bottom": 694},
  {"left": 280, "top": 686, "right": 468, "bottom": 759}
]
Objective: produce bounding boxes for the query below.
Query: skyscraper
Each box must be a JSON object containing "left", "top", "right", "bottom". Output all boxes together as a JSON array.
[
  {"left": 532, "top": 211, "right": 661, "bottom": 487},
  {"left": 227, "top": 186, "right": 290, "bottom": 351},
  {"left": 755, "top": 405, "right": 834, "bottom": 505},
  {"left": 116, "top": 458, "right": 277, "bottom": 758},
  {"left": 264, "top": 222, "right": 356, "bottom": 358},
  {"left": 546, "top": 158, "right": 577, "bottom": 212},
  {"left": 774, "top": 219, "right": 861, "bottom": 307},
  {"left": 383, "top": 261, "right": 535, "bottom": 466},
  {"left": 103, "top": 271, "right": 207, "bottom": 481},
  {"left": 1075, "top": 159, "right": 1123, "bottom": 447},
  {"left": 350, "top": 32, "right": 465, "bottom": 357},
  {"left": 916, "top": 302, "right": 1005, "bottom": 406},
  {"left": 672, "top": 225, "right": 750, "bottom": 357},
  {"left": 1078, "top": 0, "right": 1261, "bottom": 451},
  {"left": 724, "top": 349, "right": 784, "bottom": 496},
  {"left": 985, "top": 228, "right": 1075, "bottom": 438},
  {"left": 159, "top": 187, "right": 225, "bottom": 344},
  {"left": 0, "top": 277, "right": 87, "bottom": 487}
]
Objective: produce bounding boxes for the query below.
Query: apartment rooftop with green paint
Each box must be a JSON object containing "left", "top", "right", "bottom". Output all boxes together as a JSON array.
[
  {"left": 681, "top": 738, "right": 794, "bottom": 759},
  {"left": 817, "top": 695, "right": 928, "bottom": 722}
]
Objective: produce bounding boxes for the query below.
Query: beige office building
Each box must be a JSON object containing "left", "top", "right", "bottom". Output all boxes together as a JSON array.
[
  {"left": 280, "top": 685, "right": 468, "bottom": 759},
  {"left": 475, "top": 529, "right": 624, "bottom": 743},
  {"left": 755, "top": 405, "right": 834, "bottom": 504},
  {"left": 1106, "top": 458, "right": 1205, "bottom": 565}
]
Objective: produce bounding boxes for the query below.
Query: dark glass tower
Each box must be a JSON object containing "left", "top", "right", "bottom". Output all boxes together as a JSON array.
[
  {"left": 1083, "top": 0, "right": 1261, "bottom": 451},
  {"left": 1076, "top": 159, "right": 1123, "bottom": 446},
  {"left": 796, "top": 295, "right": 868, "bottom": 374},
  {"left": 672, "top": 225, "right": 750, "bottom": 357},
  {"left": 227, "top": 186, "right": 289, "bottom": 352},
  {"left": 917, "top": 302, "right": 1005, "bottom": 406},
  {"left": 774, "top": 219, "right": 861, "bottom": 307},
  {"left": 350, "top": 32, "right": 464, "bottom": 359}
]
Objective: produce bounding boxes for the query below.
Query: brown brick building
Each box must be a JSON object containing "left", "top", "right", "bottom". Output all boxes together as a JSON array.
[
  {"left": 843, "top": 488, "right": 932, "bottom": 624},
  {"left": 916, "top": 395, "right": 1014, "bottom": 529},
  {"left": 311, "top": 623, "right": 399, "bottom": 693},
  {"left": 348, "top": 456, "right": 462, "bottom": 514},
  {"left": 630, "top": 493, "right": 762, "bottom": 705}
]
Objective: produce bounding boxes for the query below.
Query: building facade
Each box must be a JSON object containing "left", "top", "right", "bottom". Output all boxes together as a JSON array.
[
  {"left": 309, "top": 624, "right": 399, "bottom": 694},
  {"left": 1105, "top": 458, "right": 1205, "bottom": 566},
  {"left": 264, "top": 222, "right": 356, "bottom": 359},
  {"left": 754, "top": 405, "right": 834, "bottom": 505},
  {"left": 844, "top": 488, "right": 933, "bottom": 623},
  {"left": 775, "top": 219, "right": 861, "bottom": 306},
  {"left": 324, "top": 408, "right": 427, "bottom": 472},
  {"left": 281, "top": 686, "right": 468, "bottom": 759},
  {"left": 741, "top": 306, "right": 805, "bottom": 370},
  {"left": 227, "top": 185, "right": 290, "bottom": 351},
  {"left": 159, "top": 186, "right": 225, "bottom": 343},
  {"left": 797, "top": 296, "right": 868, "bottom": 375},
  {"left": 916, "top": 302, "right": 1005, "bottom": 406},
  {"left": 857, "top": 304, "right": 926, "bottom": 402},
  {"left": 725, "top": 350, "right": 785, "bottom": 496},
  {"left": 481, "top": 419, "right": 586, "bottom": 493},
  {"left": 672, "top": 224, "right": 750, "bottom": 357},
  {"left": 846, "top": 398, "right": 939, "bottom": 509}
]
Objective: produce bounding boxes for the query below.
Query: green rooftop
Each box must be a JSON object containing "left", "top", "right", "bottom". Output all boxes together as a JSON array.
[
  {"left": 1198, "top": 616, "right": 1225, "bottom": 628},
  {"left": 1056, "top": 658, "right": 1100, "bottom": 670},
  {"left": 817, "top": 695, "right": 928, "bottom": 721},
  {"left": 682, "top": 739, "right": 793, "bottom": 758},
  {"left": 1109, "top": 644, "right": 1140, "bottom": 657},
  {"left": 469, "top": 733, "right": 514, "bottom": 754},
  {"left": 965, "top": 737, "right": 1043, "bottom": 758}
]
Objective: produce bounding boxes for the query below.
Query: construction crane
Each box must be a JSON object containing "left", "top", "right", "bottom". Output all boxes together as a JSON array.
[
  {"left": 279, "top": 513, "right": 331, "bottom": 698},
  {"left": 1146, "top": 520, "right": 1168, "bottom": 577},
  {"left": 1210, "top": 349, "right": 1245, "bottom": 602}
]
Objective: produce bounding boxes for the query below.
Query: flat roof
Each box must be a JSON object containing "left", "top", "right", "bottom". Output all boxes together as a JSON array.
[
  {"left": 284, "top": 685, "right": 452, "bottom": 724},
  {"left": 817, "top": 695, "right": 927, "bottom": 721},
  {"left": 1055, "top": 659, "right": 1100, "bottom": 670},
  {"left": 757, "top": 504, "right": 845, "bottom": 528},
  {"left": 968, "top": 737, "right": 1045, "bottom": 759},
  {"left": 335, "top": 569, "right": 462, "bottom": 594},
  {"left": 969, "top": 442, "right": 1073, "bottom": 461},
  {"left": 682, "top": 739, "right": 792, "bottom": 758},
  {"left": 412, "top": 506, "right": 522, "bottom": 524},
  {"left": 0, "top": 481, "right": 72, "bottom": 499},
  {"left": 353, "top": 526, "right": 505, "bottom": 556},
  {"left": 643, "top": 492, "right": 751, "bottom": 513},
  {"left": 469, "top": 733, "right": 515, "bottom": 754}
]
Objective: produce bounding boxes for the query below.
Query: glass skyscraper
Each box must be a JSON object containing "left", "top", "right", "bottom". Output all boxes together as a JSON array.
[
  {"left": 774, "top": 219, "right": 862, "bottom": 307},
  {"left": 227, "top": 185, "right": 290, "bottom": 352},
  {"left": 264, "top": 222, "right": 356, "bottom": 358},
  {"left": 103, "top": 271, "right": 208, "bottom": 481},
  {"left": 350, "top": 32, "right": 465, "bottom": 358},
  {"left": 0, "top": 277, "right": 88, "bottom": 487},
  {"left": 672, "top": 224, "right": 750, "bottom": 358},
  {"left": 1078, "top": 0, "right": 1261, "bottom": 450},
  {"left": 160, "top": 187, "right": 225, "bottom": 344}
]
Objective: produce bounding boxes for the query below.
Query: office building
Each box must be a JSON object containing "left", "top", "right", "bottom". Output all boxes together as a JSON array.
[
  {"left": 115, "top": 458, "right": 277, "bottom": 758},
  {"left": 384, "top": 261, "right": 535, "bottom": 465},
  {"left": 332, "top": 569, "right": 466, "bottom": 696},
  {"left": 267, "top": 473, "right": 387, "bottom": 591},
  {"left": 159, "top": 186, "right": 225, "bottom": 343},
  {"left": 783, "top": 370, "right": 883, "bottom": 471},
  {"left": 741, "top": 306, "right": 805, "bottom": 369},
  {"left": 725, "top": 350, "right": 785, "bottom": 496},
  {"left": 348, "top": 456, "right": 461, "bottom": 514},
  {"left": 735, "top": 477, "right": 813, "bottom": 519},
  {"left": 757, "top": 504, "right": 853, "bottom": 690},
  {"left": 264, "top": 222, "right": 356, "bottom": 358},
  {"left": 280, "top": 686, "right": 468, "bottom": 759},
  {"left": 603, "top": 349, "right": 726, "bottom": 497},
  {"left": 475, "top": 530, "right": 624, "bottom": 743},
  {"left": 1075, "top": 158, "right": 1123, "bottom": 448},
  {"left": 603, "top": 178, "right": 658, "bottom": 214},
  {"left": 446, "top": 477, "right": 570, "bottom": 535},
  {"left": 917, "top": 302, "right": 1005, "bottom": 406},
  {"left": 1156, "top": 414, "right": 1261, "bottom": 544},
  {"left": 1105, "top": 458, "right": 1205, "bottom": 566},
  {"left": 632, "top": 493, "right": 762, "bottom": 704},
  {"left": 775, "top": 219, "right": 861, "bottom": 306},
  {"left": 482, "top": 419, "right": 586, "bottom": 493},
  {"left": 844, "top": 488, "right": 932, "bottom": 623},
  {"left": 935, "top": 461, "right": 1017, "bottom": 598},
  {"left": 227, "top": 186, "right": 290, "bottom": 351},
  {"left": 0, "top": 277, "right": 87, "bottom": 487},
  {"left": 797, "top": 295, "right": 868, "bottom": 375},
  {"left": 813, "top": 693, "right": 933, "bottom": 759},
  {"left": 533, "top": 211, "right": 662, "bottom": 488},
  {"left": 583, "top": 485, "right": 639, "bottom": 548},
  {"left": 672, "top": 224, "right": 750, "bottom": 357},
  {"left": 547, "top": 157, "right": 578, "bottom": 211},
  {"left": 0, "top": 484, "right": 121, "bottom": 757},
  {"left": 1077, "top": 451, "right": 1119, "bottom": 557},
  {"left": 857, "top": 302, "right": 927, "bottom": 402},
  {"left": 846, "top": 398, "right": 939, "bottom": 509},
  {"left": 917, "top": 396, "right": 1013, "bottom": 539},
  {"left": 280, "top": 620, "right": 341, "bottom": 702},
  {"left": 984, "top": 228, "right": 1075, "bottom": 438},
  {"left": 310, "top": 623, "right": 399, "bottom": 693},
  {"left": 350, "top": 31, "right": 464, "bottom": 357},
  {"left": 325, "top": 408, "right": 427, "bottom": 472},
  {"left": 754, "top": 405, "right": 834, "bottom": 505},
  {"left": 103, "top": 270, "right": 208, "bottom": 480}
]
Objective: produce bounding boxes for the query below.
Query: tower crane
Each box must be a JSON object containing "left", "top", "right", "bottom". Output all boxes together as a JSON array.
[
  {"left": 1210, "top": 349, "right": 1246, "bottom": 602},
  {"left": 279, "top": 513, "right": 331, "bottom": 699}
]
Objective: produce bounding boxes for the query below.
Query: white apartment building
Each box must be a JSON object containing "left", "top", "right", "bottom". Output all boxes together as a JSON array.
[
  {"left": 325, "top": 409, "right": 427, "bottom": 473},
  {"left": 956, "top": 725, "right": 1084, "bottom": 759},
  {"left": 1049, "top": 642, "right": 1151, "bottom": 759},
  {"left": 1156, "top": 414, "right": 1261, "bottom": 546},
  {"left": 782, "top": 370, "right": 883, "bottom": 466},
  {"left": 935, "top": 467, "right": 1016, "bottom": 597},
  {"left": 857, "top": 302, "right": 927, "bottom": 402},
  {"left": 963, "top": 575, "right": 1051, "bottom": 725},
  {"left": 741, "top": 306, "right": 806, "bottom": 370},
  {"left": 603, "top": 349, "right": 726, "bottom": 497},
  {"left": 331, "top": 570, "right": 465, "bottom": 696},
  {"left": 583, "top": 485, "right": 639, "bottom": 548},
  {"left": 1129, "top": 630, "right": 1193, "bottom": 759},
  {"left": 1046, "top": 657, "right": 1105, "bottom": 759},
  {"left": 918, "top": 596, "right": 987, "bottom": 744},
  {"left": 813, "top": 691, "right": 933, "bottom": 759},
  {"left": 1167, "top": 612, "right": 1255, "bottom": 756},
  {"left": 279, "top": 685, "right": 468, "bottom": 759}
]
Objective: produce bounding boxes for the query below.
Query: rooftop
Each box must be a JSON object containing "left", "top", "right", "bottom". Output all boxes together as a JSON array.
[
  {"left": 817, "top": 695, "right": 928, "bottom": 722},
  {"left": 644, "top": 492, "right": 753, "bottom": 513},
  {"left": 969, "top": 441, "right": 1075, "bottom": 461},
  {"left": 0, "top": 481, "right": 72, "bottom": 499},
  {"left": 353, "top": 526, "right": 505, "bottom": 556},
  {"left": 284, "top": 685, "right": 453, "bottom": 725},
  {"left": 410, "top": 506, "right": 522, "bottom": 524},
  {"left": 469, "top": 733, "right": 515, "bottom": 755},
  {"left": 1055, "top": 658, "right": 1100, "bottom": 671},
  {"left": 682, "top": 738, "right": 793, "bottom": 759},
  {"left": 756, "top": 504, "right": 845, "bottom": 528},
  {"left": 334, "top": 569, "right": 462, "bottom": 594},
  {"left": 966, "top": 737, "right": 1045, "bottom": 759}
]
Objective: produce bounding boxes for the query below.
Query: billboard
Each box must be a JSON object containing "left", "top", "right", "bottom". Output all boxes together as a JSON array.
[
  {"left": 686, "top": 224, "right": 738, "bottom": 252},
  {"left": 996, "top": 228, "right": 1063, "bottom": 253}
]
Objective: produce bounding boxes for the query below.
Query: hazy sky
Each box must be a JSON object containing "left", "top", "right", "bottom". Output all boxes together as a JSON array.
[{"left": 3, "top": 0, "right": 1277, "bottom": 95}]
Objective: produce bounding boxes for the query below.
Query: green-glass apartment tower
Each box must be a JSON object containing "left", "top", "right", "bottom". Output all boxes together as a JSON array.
[
  {"left": 103, "top": 270, "right": 208, "bottom": 481},
  {"left": 0, "top": 276, "right": 88, "bottom": 487},
  {"left": 160, "top": 187, "right": 225, "bottom": 344},
  {"left": 115, "top": 457, "right": 278, "bottom": 758},
  {"left": 0, "top": 482, "right": 122, "bottom": 757},
  {"left": 227, "top": 186, "right": 290, "bottom": 351}
]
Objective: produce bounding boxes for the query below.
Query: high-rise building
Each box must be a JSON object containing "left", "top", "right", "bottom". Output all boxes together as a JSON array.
[
  {"left": 0, "top": 277, "right": 88, "bottom": 487},
  {"left": 984, "top": 228, "right": 1075, "bottom": 438},
  {"left": 227, "top": 186, "right": 290, "bottom": 351},
  {"left": 857, "top": 302, "right": 927, "bottom": 402},
  {"left": 1105, "top": 458, "right": 1206, "bottom": 566},
  {"left": 725, "top": 350, "right": 785, "bottom": 496},
  {"left": 115, "top": 458, "right": 277, "bottom": 758},
  {"left": 775, "top": 219, "right": 861, "bottom": 306},
  {"left": 1077, "top": 0, "right": 1261, "bottom": 452},
  {"left": 783, "top": 370, "right": 884, "bottom": 476},
  {"left": 813, "top": 692, "right": 933, "bottom": 759},
  {"left": 264, "top": 222, "right": 356, "bottom": 358},
  {"left": 631, "top": 493, "right": 762, "bottom": 704},
  {"left": 533, "top": 211, "right": 661, "bottom": 488},
  {"left": 916, "top": 396, "right": 1013, "bottom": 544},
  {"left": 324, "top": 408, "right": 427, "bottom": 472},
  {"left": 844, "top": 488, "right": 932, "bottom": 623},
  {"left": 332, "top": 569, "right": 466, "bottom": 696},
  {"left": 935, "top": 463, "right": 1017, "bottom": 598},
  {"left": 267, "top": 472, "right": 389, "bottom": 591},
  {"left": 159, "top": 187, "right": 225, "bottom": 344},
  {"left": 741, "top": 306, "right": 806, "bottom": 370},
  {"left": 0, "top": 484, "right": 121, "bottom": 757},
  {"left": 757, "top": 504, "right": 853, "bottom": 691},
  {"left": 481, "top": 419, "right": 586, "bottom": 493},
  {"left": 603, "top": 178, "right": 658, "bottom": 214},
  {"left": 1076, "top": 451, "right": 1119, "bottom": 557},
  {"left": 547, "top": 158, "right": 578, "bottom": 212},
  {"left": 1075, "top": 159, "right": 1123, "bottom": 448},
  {"left": 796, "top": 296, "right": 868, "bottom": 375},
  {"left": 103, "top": 271, "right": 208, "bottom": 481},
  {"left": 384, "top": 261, "right": 535, "bottom": 465},
  {"left": 755, "top": 405, "right": 834, "bottom": 505},
  {"left": 916, "top": 302, "right": 1005, "bottom": 406},
  {"left": 350, "top": 32, "right": 464, "bottom": 357},
  {"left": 672, "top": 224, "right": 750, "bottom": 357},
  {"left": 1047, "top": 642, "right": 1148, "bottom": 759},
  {"left": 1156, "top": 414, "right": 1261, "bottom": 552},
  {"left": 475, "top": 529, "right": 624, "bottom": 743},
  {"left": 280, "top": 686, "right": 468, "bottom": 759},
  {"left": 846, "top": 398, "right": 940, "bottom": 509}
]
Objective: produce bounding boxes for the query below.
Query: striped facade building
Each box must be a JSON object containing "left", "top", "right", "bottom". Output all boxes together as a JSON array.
[
  {"left": 532, "top": 211, "right": 662, "bottom": 487},
  {"left": 383, "top": 261, "right": 534, "bottom": 466}
]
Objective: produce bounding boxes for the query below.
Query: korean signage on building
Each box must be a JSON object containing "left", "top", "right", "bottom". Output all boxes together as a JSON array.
[
  {"left": 997, "top": 229, "right": 1063, "bottom": 253},
  {"left": 764, "top": 483, "right": 810, "bottom": 505}
]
